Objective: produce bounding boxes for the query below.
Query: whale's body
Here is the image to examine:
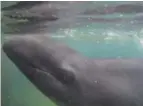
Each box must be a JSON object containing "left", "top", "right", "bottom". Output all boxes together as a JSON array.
[
  {"left": 2, "top": 1, "right": 143, "bottom": 34},
  {"left": 2, "top": 35, "right": 143, "bottom": 106}
]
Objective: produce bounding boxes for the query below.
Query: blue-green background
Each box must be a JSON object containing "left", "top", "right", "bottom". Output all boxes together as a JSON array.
[{"left": 1, "top": 1, "right": 143, "bottom": 106}]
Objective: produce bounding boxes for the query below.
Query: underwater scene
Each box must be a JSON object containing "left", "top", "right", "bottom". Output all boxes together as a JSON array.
[{"left": 1, "top": 1, "right": 143, "bottom": 106}]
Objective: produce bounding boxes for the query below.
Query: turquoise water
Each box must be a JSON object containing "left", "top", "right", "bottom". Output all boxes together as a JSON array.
[{"left": 1, "top": 1, "right": 143, "bottom": 106}]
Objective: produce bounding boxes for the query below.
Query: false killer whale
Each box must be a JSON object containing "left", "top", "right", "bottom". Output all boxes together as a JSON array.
[
  {"left": 2, "top": 35, "right": 143, "bottom": 106},
  {"left": 2, "top": 1, "right": 143, "bottom": 34}
]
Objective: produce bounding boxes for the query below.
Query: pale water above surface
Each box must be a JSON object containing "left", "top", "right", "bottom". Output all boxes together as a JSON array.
[{"left": 1, "top": 1, "right": 143, "bottom": 106}]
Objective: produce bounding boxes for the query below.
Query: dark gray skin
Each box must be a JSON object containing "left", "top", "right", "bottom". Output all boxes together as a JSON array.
[
  {"left": 2, "top": 1, "right": 84, "bottom": 22},
  {"left": 2, "top": 1, "right": 88, "bottom": 34},
  {"left": 3, "top": 1, "right": 143, "bottom": 20},
  {"left": 2, "top": 35, "right": 143, "bottom": 106},
  {"left": 2, "top": 1, "right": 143, "bottom": 34}
]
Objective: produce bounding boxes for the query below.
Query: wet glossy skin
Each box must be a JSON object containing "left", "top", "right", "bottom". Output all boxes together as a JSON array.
[{"left": 2, "top": 35, "right": 143, "bottom": 106}]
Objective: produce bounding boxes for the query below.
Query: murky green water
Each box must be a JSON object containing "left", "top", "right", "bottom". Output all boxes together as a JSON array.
[{"left": 1, "top": 1, "right": 143, "bottom": 106}]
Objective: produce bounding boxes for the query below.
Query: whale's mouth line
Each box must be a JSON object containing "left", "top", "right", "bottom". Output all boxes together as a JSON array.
[
  {"left": 18, "top": 58, "right": 59, "bottom": 82},
  {"left": 30, "top": 63, "right": 51, "bottom": 76},
  {"left": 26, "top": 60, "right": 67, "bottom": 87},
  {"left": 21, "top": 57, "right": 52, "bottom": 77},
  {"left": 31, "top": 64, "right": 53, "bottom": 79},
  {"left": 21, "top": 56, "right": 61, "bottom": 82}
]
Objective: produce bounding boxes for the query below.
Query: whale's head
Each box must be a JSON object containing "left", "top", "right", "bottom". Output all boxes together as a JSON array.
[
  {"left": 2, "top": 35, "right": 92, "bottom": 106},
  {"left": 3, "top": 35, "right": 141, "bottom": 106}
]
